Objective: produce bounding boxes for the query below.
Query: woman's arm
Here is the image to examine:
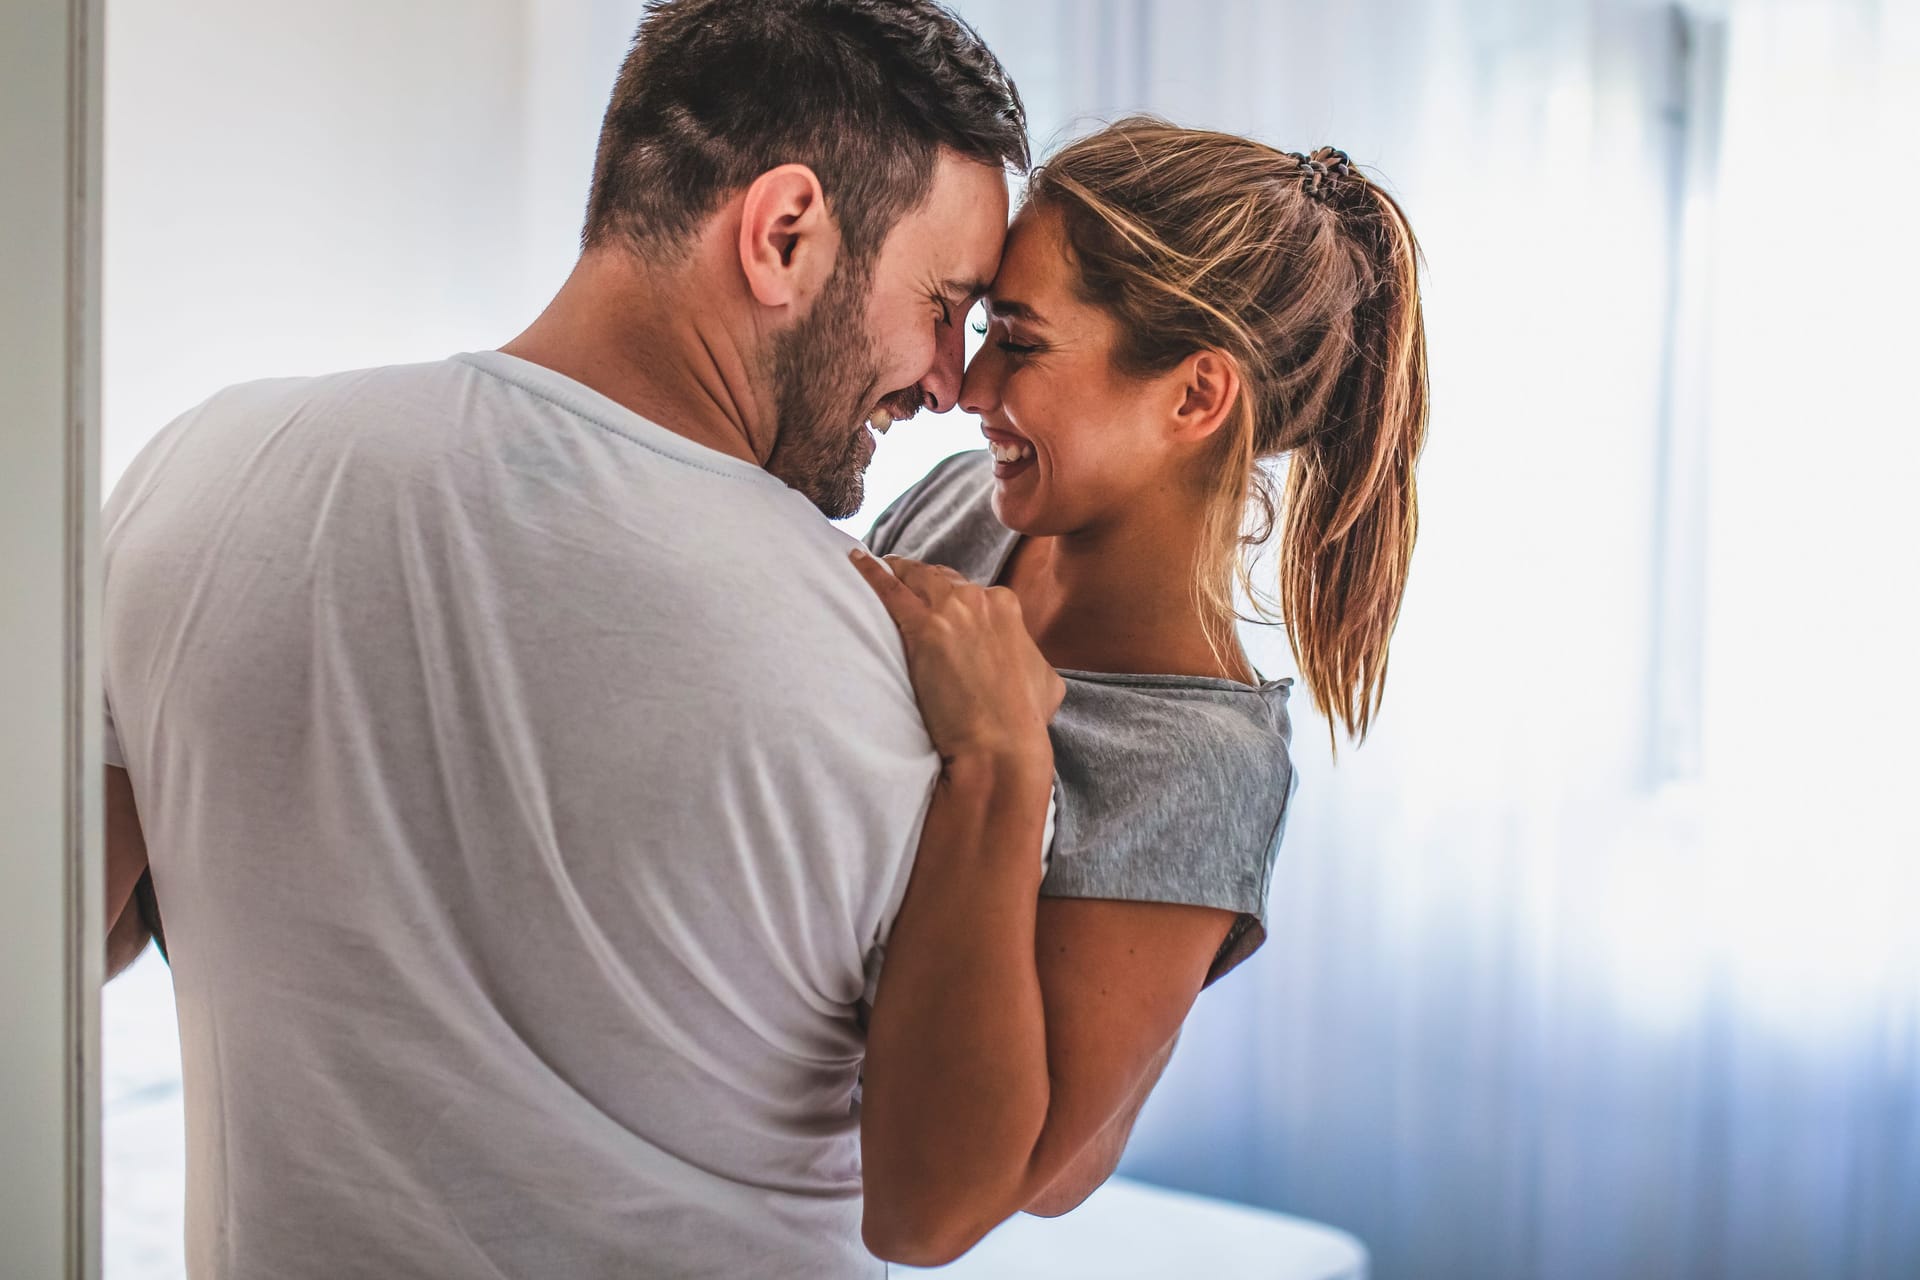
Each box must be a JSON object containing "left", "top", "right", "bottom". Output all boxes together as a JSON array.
[
  {"left": 850, "top": 551, "right": 1234, "bottom": 1264},
  {"left": 1022, "top": 1029, "right": 1176, "bottom": 1218},
  {"left": 862, "top": 798, "right": 1233, "bottom": 1263},
  {"left": 1015, "top": 899, "right": 1231, "bottom": 1218},
  {"left": 1022, "top": 1030, "right": 1176, "bottom": 1217},
  {"left": 858, "top": 745, "right": 1055, "bottom": 1263}
]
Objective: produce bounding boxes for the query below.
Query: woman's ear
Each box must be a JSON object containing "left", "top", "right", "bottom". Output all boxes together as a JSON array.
[
  {"left": 737, "top": 164, "right": 838, "bottom": 311},
  {"left": 1167, "top": 349, "right": 1240, "bottom": 445}
]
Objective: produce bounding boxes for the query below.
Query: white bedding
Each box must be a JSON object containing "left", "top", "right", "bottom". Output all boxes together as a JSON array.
[{"left": 905, "top": 1176, "right": 1369, "bottom": 1279}]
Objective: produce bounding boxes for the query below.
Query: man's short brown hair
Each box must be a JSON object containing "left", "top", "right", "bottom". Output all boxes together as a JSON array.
[{"left": 583, "top": 0, "right": 1029, "bottom": 265}]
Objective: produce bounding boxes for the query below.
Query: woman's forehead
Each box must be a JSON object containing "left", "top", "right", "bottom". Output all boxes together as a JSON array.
[{"left": 989, "top": 208, "right": 1074, "bottom": 317}]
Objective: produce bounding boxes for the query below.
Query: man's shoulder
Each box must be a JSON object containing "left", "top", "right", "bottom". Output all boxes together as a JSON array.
[
  {"left": 205, "top": 357, "right": 459, "bottom": 405},
  {"left": 153, "top": 360, "right": 469, "bottom": 454},
  {"left": 105, "top": 361, "right": 455, "bottom": 515},
  {"left": 694, "top": 494, "right": 900, "bottom": 632}
]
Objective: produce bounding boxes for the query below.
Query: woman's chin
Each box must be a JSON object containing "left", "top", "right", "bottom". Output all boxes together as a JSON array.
[
  {"left": 989, "top": 484, "right": 1053, "bottom": 537},
  {"left": 988, "top": 486, "right": 1030, "bottom": 531}
]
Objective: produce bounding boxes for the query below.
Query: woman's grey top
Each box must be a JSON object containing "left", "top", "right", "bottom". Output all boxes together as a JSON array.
[{"left": 866, "top": 450, "right": 1298, "bottom": 982}]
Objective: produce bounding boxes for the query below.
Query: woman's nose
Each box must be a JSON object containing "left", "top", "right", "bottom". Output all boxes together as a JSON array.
[{"left": 958, "top": 345, "right": 1002, "bottom": 418}]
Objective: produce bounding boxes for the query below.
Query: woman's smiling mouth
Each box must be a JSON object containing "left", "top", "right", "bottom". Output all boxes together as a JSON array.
[{"left": 982, "top": 426, "right": 1036, "bottom": 477}]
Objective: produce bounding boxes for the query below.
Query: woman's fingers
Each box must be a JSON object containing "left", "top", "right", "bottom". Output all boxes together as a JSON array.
[
  {"left": 852, "top": 549, "right": 1062, "bottom": 761},
  {"left": 850, "top": 548, "right": 928, "bottom": 629},
  {"left": 884, "top": 555, "right": 968, "bottom": 607}
]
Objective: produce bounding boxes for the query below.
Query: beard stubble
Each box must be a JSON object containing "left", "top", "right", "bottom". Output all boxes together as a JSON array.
[{"left": 766, "top": 257, "right": 886, "bottom": 519}]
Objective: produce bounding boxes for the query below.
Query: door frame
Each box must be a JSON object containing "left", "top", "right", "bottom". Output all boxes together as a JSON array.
[{"left": 0, "top": 0, "right": 105, "bottom": 1274}]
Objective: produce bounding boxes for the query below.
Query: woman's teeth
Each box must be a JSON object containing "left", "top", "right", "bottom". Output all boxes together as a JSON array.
[
  {"left": 988, "top": 440, "right": 1033, "bottom": 464},
  {"left": 866, "top": 408, "right": 894, "bottom": 435}
]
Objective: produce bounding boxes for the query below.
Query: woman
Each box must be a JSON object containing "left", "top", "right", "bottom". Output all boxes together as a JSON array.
[{"left": 848, "top": 117, "right": 1428, "bottom": 1265}]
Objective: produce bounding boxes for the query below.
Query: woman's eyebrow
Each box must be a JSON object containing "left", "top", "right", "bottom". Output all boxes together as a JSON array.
[{"left": 986, "top": 298, "right": 1047, "bottom": 326}]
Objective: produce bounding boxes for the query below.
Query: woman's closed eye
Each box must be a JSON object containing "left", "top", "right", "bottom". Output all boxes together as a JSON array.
[{"left": 972, "top": 318, "right": 1039, "bottom": 356}]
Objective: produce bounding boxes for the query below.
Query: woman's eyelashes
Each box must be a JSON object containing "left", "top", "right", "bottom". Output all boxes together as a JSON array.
[{"left": 971, "top": 318, "right": 1040, "bottom": 357}]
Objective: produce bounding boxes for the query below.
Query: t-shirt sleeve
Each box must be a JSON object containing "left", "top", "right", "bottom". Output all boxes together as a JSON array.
[
  {"left": 1041, "top": 693, "right": 1296, "bottom": 985},
  {"left": 861, "top": 449, "right": 985, "bottom": 560},
  {"left": 862, "top": 484, "right": 915, "bottom": 558}
]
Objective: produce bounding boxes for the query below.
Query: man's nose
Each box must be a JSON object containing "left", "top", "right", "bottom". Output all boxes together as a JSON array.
[{"left": 918, "top": 312, "right": 969, "bottom": 413}]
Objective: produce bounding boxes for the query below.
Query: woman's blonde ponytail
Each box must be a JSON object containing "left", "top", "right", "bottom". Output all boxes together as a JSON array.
[{"left": 1028, "top": 124, "right": 1429, "bottom": 748}]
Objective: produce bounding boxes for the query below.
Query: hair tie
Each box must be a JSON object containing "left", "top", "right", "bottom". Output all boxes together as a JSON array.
[
  {"left": 1288, "top": 148, "right": 1355, "bottom": 202},
  {"left": 1284, "top": 151, "right": 1320, "bottom": 201}
]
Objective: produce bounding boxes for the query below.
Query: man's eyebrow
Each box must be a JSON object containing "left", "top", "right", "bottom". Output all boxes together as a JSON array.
[{"left": 941, "top": 277, "right": 993, "bottom": 303}]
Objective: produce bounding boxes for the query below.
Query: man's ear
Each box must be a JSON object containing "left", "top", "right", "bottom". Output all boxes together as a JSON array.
[
  {"left": 1167, "top": 349, "right": 1241, "bottom": 445},
  {"left": 737, "top": 164, "right": 837, "bottom": 311}
]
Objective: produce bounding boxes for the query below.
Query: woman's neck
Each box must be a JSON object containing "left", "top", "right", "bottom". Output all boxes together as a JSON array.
[{"left": 1001, "top": 497, "right": 1253, "bottom": 683}]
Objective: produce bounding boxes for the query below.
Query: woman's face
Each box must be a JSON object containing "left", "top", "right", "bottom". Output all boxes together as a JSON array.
[{"left": 960, "top": 207, "right": 1194, "bottom": 537}]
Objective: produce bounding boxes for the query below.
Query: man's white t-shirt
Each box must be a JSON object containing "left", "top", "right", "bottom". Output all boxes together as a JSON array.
[{"left": 101, "top": 351, "right": 939, "bottom": 1278}]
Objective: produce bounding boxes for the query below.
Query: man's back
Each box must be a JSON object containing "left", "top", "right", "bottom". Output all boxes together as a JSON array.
[{"left": 102, "top": 351, "right": 937, "bottom": 1278}]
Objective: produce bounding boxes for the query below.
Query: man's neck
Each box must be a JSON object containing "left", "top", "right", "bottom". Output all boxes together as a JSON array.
[{"left": 500, "top": 248, "right": 774, "bottom": 466}]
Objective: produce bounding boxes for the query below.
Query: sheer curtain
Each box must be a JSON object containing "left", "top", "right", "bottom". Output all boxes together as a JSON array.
[{"left": 930, "top": 3, "right": 1919, "bottom": 1278}]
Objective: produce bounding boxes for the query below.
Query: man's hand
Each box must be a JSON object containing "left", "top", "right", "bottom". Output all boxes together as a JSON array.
[
  {"left": 104, "top": 766, "right": 153, "bottom": 980},
  {"left": 106, "top": 883, "right": 153, "bottom": 977}
]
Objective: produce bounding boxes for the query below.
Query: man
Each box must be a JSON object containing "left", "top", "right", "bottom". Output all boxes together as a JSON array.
[{"left": 101, "top": 2, "right": 1025, "bottom": 1274}]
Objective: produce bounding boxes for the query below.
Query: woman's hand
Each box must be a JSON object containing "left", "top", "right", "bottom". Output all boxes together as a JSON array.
[{"left": 850, "top": 549, "right": 1065, "bottom": 764}]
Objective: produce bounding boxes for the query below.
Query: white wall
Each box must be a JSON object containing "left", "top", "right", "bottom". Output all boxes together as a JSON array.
[{"left": 102, "top": 0, "right": 548, "bottom": 489}]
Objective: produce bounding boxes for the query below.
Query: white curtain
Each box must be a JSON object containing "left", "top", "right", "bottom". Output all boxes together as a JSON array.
[{"left": 931, "top": 2, "right": 1919, "bottom": 1277}]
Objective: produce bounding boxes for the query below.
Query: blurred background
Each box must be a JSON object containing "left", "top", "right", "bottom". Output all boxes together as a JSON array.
[{"left": 102, "top": 1, "right": 1920, "bottom": 1277}]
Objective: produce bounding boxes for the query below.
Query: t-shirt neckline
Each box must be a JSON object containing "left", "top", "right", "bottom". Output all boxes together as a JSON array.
[{"left": 454, "top": 350, "right": 786, "bottom": 490}]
